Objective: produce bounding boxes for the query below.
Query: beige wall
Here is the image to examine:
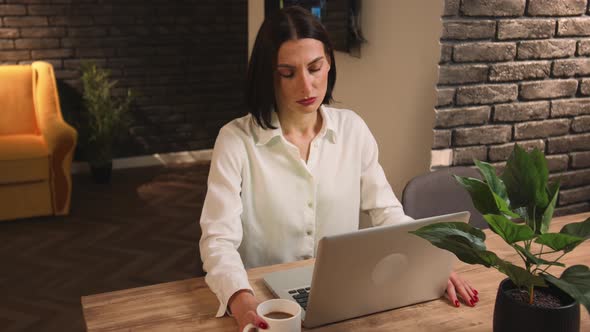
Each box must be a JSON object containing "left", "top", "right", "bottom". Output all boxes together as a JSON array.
[{"left": 248, "top": 0, "right": 442, "bottom": 196}]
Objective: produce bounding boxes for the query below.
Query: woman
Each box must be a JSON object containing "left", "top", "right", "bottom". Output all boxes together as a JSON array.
[{"left": 199, "top": 6, "right": 478, "bottom": 331}]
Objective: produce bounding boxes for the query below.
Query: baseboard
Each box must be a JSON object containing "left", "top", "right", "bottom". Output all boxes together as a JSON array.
[{"left": 71, "top": 149, "right": 213, "bottom": 174}]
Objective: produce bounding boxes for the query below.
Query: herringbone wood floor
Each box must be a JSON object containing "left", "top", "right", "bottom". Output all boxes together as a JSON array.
[{"left": 0, "top": 162, "right": 210, "bottom": 331}]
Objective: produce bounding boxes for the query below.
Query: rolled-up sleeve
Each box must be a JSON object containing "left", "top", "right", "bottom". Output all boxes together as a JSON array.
[
  {"left": 199, "top": 126, "right": 253, "bottom": 317},
  {"left": 357, "top": 119, "right": 413, "bottom": 227}
]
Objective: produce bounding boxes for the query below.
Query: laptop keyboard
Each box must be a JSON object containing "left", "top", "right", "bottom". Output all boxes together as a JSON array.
[{"left": 288, "top": 287, "right": 311, "bottom": 310}]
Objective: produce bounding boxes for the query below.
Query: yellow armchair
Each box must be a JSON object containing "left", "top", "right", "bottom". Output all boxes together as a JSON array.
[{"left": 0, "top": 61, "right": 77, "bottom": 221}]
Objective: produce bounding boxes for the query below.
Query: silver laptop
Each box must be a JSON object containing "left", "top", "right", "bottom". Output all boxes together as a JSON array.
[{"left": 263, "top": 211, "right": 470, "bottom": 328}]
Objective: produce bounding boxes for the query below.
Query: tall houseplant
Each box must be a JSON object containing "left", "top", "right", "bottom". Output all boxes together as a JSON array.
[
  {"left": 411, "top": 145, "right": 589, "bottom": 332},
  {"left": 80, "top": 62, "right": 134, "bottom": 183}
]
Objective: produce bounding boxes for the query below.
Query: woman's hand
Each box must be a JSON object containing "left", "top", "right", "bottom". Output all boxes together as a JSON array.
[
  {"left": 445, "top": 271, "right": 478, "bottom": 307},
  {"left": 228, "top": 290, "right": 268, "bottom": 331}
]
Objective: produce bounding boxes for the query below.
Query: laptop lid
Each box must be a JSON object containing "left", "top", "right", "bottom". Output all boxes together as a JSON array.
[{"left": 263, "top": 211, "right": 470, "bottom": 328}]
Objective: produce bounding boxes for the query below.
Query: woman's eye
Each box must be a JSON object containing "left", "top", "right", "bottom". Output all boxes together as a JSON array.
[
  {"left": 278, "top": 70, "right": 294, "bottom": 78},
  {"left": 309, "top": 66, "right": 321, "bottom": 73}
]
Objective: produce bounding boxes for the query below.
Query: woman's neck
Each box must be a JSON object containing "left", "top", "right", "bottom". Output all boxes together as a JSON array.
[{"left": 277, "top": 108, "right": 323, "bottom": 139}]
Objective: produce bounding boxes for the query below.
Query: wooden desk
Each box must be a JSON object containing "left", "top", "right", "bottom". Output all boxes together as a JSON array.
[{"left": 82, "top": 213, "right": 590, "bottom": 331}]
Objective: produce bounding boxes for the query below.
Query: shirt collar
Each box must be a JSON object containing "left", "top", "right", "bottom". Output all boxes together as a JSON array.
[{"left": 254, "top": 105, "right": 338, "bottom": 146}]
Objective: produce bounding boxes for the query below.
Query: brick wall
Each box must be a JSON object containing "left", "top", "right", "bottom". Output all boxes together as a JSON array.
[
  {"left": 435, "top": 0, "right": 590, "bottom": 215},
  {"left": 0, "top": 0, "right": 247, "bottom": 156}
]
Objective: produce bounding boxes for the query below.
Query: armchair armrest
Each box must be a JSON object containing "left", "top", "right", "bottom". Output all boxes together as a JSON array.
[{"left": 32, "top": 61, "right": 78, "bottom": 215}]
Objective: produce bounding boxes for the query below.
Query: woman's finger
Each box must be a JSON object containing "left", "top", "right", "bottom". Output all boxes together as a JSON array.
[
  {"left": 450, "top": 273, "right": 476, "bottom": 306},
  {"left": 242, "top": 311, "right": 268, "bottom": 331},
  {"left": 445, "top": 278, "right": 460, "bottom": 307}
]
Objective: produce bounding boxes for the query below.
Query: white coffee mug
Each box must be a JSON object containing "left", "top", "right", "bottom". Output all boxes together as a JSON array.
[{"left": 242, "top": 299, "right": 301, "bottom": 332}]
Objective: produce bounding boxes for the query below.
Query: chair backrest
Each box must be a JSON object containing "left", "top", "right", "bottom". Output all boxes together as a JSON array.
[
  {"left": 402, "top": 166, "right": 488, "bottom": 229},
  {"left": 0, "top": 65, "right": 39, "bottom": 135}
]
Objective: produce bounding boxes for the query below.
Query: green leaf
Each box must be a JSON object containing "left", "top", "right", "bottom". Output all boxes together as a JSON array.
[
  {"left": 560, "top": 218, "right": 590, "bottom": 239},
  {"left": 410, "top": 222, "right": 501, "bottom": 267},
  {"left": 543, "top": 265, "right": 590, "bottom": 315},
  {"left": 535, "top": 233, "right": 584, "bottom": 252},
  {"left": 514, "top": 244, "right": 565, "bottom": 267},
  {"left": 483, "top": 214, "right": 535, "bottom": 244},
  {"left": 454, "top": 176, "right": 501, "bottom": 215},
  {"left": 497, "top": 260, "right": 547, "bottom": 288},
  {"left": 501, "top": 145, "right": 549, "bottom": 210},
  {"left": 474, "top": 160, "right": 507, "bottom": 200},
  {"left": 537, "top": 183, "right": 559, "bottom": 234}
]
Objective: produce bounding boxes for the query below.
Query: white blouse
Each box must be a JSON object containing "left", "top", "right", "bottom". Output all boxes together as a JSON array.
[{"left": 199, "top": 106, "right": 412, "bottom": 317}]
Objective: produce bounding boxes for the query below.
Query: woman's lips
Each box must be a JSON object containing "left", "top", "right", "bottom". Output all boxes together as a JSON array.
[{"left": 297, "top": 97, "right": 316, "bottom": 106}]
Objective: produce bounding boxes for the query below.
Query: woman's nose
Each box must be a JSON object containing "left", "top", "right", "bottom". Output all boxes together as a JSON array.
[{"left": 298, "top": 71, "right": 313, "bottom": 95}]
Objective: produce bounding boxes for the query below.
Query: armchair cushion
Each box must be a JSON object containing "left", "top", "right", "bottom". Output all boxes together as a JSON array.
[
  {"left": 0, "top": 134, "right": 49, "bottom": 184},
  {"left": 0, "top": 66, "right": 39, "bottom": 135}
]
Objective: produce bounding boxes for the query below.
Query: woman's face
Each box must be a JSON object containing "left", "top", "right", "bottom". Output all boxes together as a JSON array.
[{"left": 274, "top": 38, "right": 330, "bottom": 116}]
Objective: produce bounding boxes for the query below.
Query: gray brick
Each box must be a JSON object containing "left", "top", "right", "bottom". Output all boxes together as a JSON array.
[
  {"left": 440, "top": 43, "right": 453, "bottom": 63},
  {"left": 453, "top": 146, "right": 488, "bottom": 166},
  {"left": 572, "top": 115, "right": 590, "bottom": 132},
  {"left": 550, "top": 169, "right": 590, "bottom": 189},
  {"left": 27, "top": 5, "right": 68, "bottom": 15},
  {"left": 520, "top": 79, "right": 578, "bottom": 100},
  {"left": 14, "top": 38, "right": 58, "bottom": 49},
  {"left": 48, "top": 16, "right": 94, "bottom": 26},
  {"left": 20, "top": 27, "right": 65, "bottom": 38},
  {"left": 0, "top": 50, "right": 29, "bottom": 61},
  {"left": 546, "top": 154, "right": 569, "bottom": 172},
  {"left": 579, "top": 39, "right": 590, "bottom": 56},
  {"left": 444, "top": 0, "right": 460, "bottom": 16},
  {"left": 0, "top": 4, "right": 25, "bottom": 15},
  {"left": 528, "top": 0, "right": 587, "bottom": 16},
  {"left": 442, "top": 20, "right": 496, "bottom": 40},
  {"left": 0, "top": 29, "right": 18, "bottom": 38},
  {"left": 457, "top": 84, "right": 518, "bottom": 105},
  {"left": 433, "top": 130, "right": 452, "bottom": 148},
  {"left": 454, "top": 42, "right": 516, "bottom": 62},
  {"left": 435, "top": 106, "right": 490, "bottom": 128},
  {"left": 553, "top": 59, "right": 590, "bottom": 77},
  {"left": 454, "top": 125, "right": 512, "bottom": 146},
  {"left": 514, "top": 119, "right": 570, "bottom": 139},
  {"left": 571, "top": 151, "right": 590, "bottom": 168},
  {"left": 67, "top": 27, "right": 108, "bottom": 37},
  {"left": 0, "top": 39, "right": 14, "bottom": 49},
  {"left": 64, "top": 58, "right": 106, "bottom": 69},
  {"left": 497, "top": 19, "right": 555, "bottom": 40},
  {"left": 54, "top": 69, "right": 79, "bottom": 80},
  {"left": 489, "top": 140, "right": 545, "bottom": 162},
  {"left": 438, "top": 64, "right": 488, "bottom": 84},
  {"left": 76, "top": 48, "right": 116, "bottom": 58},
  {"left": 31, "top": 48, "right": 73, "bottom": 59},
  {"left": 436, "top": 88, "right": 455, "bottom": 107},
  {"left": 489, "top": 61, "right": 550, "bottom": 82},
  {"left": 462, "top": 0, "right": 526, "bottom": 16},
  {"left": 560, "top": 185, "right": 590, "bottom": 205},
  {"left": 554, "top": 202, "right": 590, "bottom": 217},
  {"left": 494, "top": 101, "right": 550, "bottom": 122},
  {"left": 517, "top": 40, "right": 576, "bottom": 59},
  {"left": 3, "top": 16, "right": 47, "bottom": 27},
  {"left": 551, "top": 98, "right": 590, "bottom": 117},
  {"left": 557, "top": 18, "right": 590, "bottom": 37},
  {"left": 548, "top": 133, "right": 590, "bottom": 153}
]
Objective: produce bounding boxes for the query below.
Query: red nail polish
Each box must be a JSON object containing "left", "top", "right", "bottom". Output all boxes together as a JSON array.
[
  {"left": 454, "top": 300, "right": 460, "bottom": 307},
  {"left": 473, "top": 289, "right": 478, "bottom": 296},
  {"left": 470, "top": 299, "right": 475, "bottom": 306},
  {"left": 259, "top": 322, "right": 268, "bottom": 329},
  {"left": 474, "top": 295, "right": 479, "bottom": 302}
]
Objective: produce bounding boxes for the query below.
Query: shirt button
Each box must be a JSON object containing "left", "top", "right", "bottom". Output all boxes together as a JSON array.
[
  {"left": 307, "top": 230, "right": 313, "bottom": 236},
  {"left": 307, "top": 201, "right": 313, "bottom": 208}
]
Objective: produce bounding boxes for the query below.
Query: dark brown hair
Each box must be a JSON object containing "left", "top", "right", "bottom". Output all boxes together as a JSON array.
[{"left": 246, "top": 5, "right": 337, "bottom": 129}]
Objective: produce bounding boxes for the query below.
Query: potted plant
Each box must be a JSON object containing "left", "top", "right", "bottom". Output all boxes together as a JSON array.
[
  {"left": 79, "top": 61, "right": 134, "bottom": 183},
  {"left": 411, "top": 145, "right": 589, "bottom": 332}
]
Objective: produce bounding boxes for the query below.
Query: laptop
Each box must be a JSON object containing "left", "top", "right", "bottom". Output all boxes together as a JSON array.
[{"left": 263, "top": 211, "right": 470, "bottom": 328}]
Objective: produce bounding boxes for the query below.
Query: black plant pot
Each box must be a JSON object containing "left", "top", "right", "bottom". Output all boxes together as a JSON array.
[
  {"left": 90, "top": 162, "right": 113, "bottom": 184},
  {"left": 493, "top": 278, "right": 580, "bottom": 332}
]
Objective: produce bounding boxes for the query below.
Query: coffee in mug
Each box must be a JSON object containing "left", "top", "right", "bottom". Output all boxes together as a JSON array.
[
  {"left": 264, "top": 311, "right": 294, "bottom": 319},
  {"left": 242, "top": 299, "right": 301, "bottom": 332}
]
